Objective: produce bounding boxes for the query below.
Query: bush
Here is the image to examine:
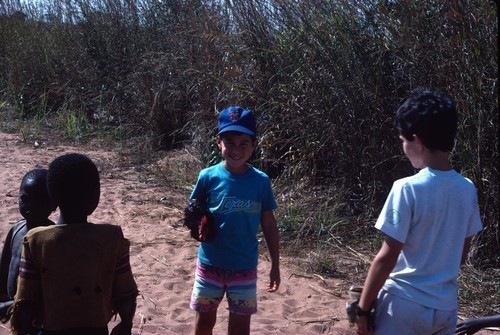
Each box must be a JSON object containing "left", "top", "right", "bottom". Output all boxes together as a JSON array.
[{"left": 0, "top": 0, "right": 497, "bottom": 266}]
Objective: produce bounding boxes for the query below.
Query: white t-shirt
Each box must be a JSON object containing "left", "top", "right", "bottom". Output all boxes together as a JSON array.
[{"left": 376, "top": 167, "right": 482, "bottom": 310}]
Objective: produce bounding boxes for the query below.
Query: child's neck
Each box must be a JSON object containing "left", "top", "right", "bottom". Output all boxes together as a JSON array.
[
  {"left": 223, "top": 161, "right": 250, "bottom": 175},
  {"left": 25, "top": 218, "right": 51, "bottom": 230},
  {"left": 57, "top": 213, "right": 89, "bottom": 225},
  {"left": 422, "top": 150, "right": 452, "bottom": 171}
]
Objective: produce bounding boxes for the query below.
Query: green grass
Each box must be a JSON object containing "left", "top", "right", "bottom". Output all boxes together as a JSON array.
[
  {"left": 458, "top": 265, "right": 500, "bottom": 317},
  {"left": 62, "top": 110, "right": 90, "bottom": 139}
]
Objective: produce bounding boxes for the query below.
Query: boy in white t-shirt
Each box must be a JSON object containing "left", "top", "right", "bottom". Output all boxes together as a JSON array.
[{"left": 356, "top": 89, "right": 483, "bottom": 335}]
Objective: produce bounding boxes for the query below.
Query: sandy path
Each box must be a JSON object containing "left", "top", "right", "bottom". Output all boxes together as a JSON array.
[
  {"left": 0, "top": 131, "right": 354, "bottom": 335},
  {"left": 0, "top": 131, "right": 496, "bottom": 335}
]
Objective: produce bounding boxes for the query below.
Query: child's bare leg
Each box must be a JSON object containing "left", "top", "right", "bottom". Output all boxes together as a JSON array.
[
  {"left": 228, "top": 313, "right": 251, "bottom": 335},
  {"left": 195, "top": 310, "right": 217, "bottom": 335}
]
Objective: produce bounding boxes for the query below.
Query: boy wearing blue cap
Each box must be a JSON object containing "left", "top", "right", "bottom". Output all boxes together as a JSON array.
[{"left": 189, "top": 106, "right": 280, "bottom": 335}]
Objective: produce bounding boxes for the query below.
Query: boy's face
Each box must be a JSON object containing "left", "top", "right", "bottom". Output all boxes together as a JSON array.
[
  {"left": 217, "top": 132, "right": 257, "bottom": 174},
  {"left": 19, "top": 177, "right": 54, "bottom": 221},
  {"left": 400, "top": 134, "right": 424, "bottom": 169}
]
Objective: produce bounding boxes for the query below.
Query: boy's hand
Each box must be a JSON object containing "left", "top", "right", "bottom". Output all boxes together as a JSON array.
[
  {"left": 110, "top": 321, "right": 132, "bottom": 335},
  {"left": 356, "top": 315, "right": 374, "bottom": 335},
  {"left": 267, "top": 266, "right": 280, "bottom": 292},
  {"left": 9, "top": 301, "right": 36, "bottom": 335},
  {"left": 355, "top": 303, "right": 375, "bottom": 335}
]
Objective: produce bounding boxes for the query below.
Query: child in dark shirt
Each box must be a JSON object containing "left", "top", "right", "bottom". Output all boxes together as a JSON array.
[{"left": 0, "top": 168, "right": 56, "bottom": 321}]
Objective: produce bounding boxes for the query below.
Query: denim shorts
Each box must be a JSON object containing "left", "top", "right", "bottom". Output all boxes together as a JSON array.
[{"left": 190, "top": 261, "right": 257, "bottom": 315}]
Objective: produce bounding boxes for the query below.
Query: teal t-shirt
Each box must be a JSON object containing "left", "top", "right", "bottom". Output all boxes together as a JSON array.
[{"left": 190, "top": 162, "right": 278, "bottom": 270}]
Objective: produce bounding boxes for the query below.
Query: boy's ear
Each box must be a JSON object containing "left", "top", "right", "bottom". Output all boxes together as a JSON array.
[
  {"left": 413, "top": 134, "right": 425, "bottom": 150},
  {"left": 216, "top": 136, "right": 222, "bottom": 149}
]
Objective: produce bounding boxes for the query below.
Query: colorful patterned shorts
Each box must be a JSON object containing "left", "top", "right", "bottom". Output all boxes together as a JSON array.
[{"left": 190, "top": 261, "right": 257, "bottom": 315}]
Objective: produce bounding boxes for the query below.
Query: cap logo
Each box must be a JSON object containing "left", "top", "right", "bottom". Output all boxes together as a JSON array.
[{"left": 229, "top": 111, "right": 240, "bottom": 122}]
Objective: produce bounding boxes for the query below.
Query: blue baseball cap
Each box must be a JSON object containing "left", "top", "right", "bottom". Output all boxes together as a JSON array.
[{"left": 217, "top": 106, "right": 256, "bottom": 136}]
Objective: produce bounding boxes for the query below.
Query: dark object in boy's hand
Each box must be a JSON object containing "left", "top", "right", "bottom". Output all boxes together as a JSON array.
[
  {"left": 455, "top": 315, "right": 500, "bottom": 335},
  {"left": 183, "top": 199, "right": 215, "bottom": 241}
]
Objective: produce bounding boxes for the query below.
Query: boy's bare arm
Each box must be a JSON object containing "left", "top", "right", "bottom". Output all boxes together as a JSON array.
[
  {"left": 260, "top": 211, "right": 280, "bottom": 292},
  {"left": 356, "top": 235, "right": 403, "bottom": 335},
  {"left": 110, "top": 292, "right": 137, "bottom": 335}
]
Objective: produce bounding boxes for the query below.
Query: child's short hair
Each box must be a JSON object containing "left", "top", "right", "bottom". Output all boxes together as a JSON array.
[
  {"left": 21, "top": 168, "right": 49, "bottom": 192},
  {"left": 395, "top": 89, "right": 457, "bottom": 152},
  {"left": 47, "top": 153, "right": 100, "bottom": 215}
]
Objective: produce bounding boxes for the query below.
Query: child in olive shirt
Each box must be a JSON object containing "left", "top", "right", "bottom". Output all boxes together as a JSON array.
[{"left": 11, "top": 153, "right": 138, "bottom": 335}]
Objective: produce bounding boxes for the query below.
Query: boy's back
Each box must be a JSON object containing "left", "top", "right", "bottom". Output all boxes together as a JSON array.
[
  {"left": 18, "top": 223, "right": 135, "bottom": 330},
  {"left": 378, "top": 167, "right": 481, "bottom": 309}
]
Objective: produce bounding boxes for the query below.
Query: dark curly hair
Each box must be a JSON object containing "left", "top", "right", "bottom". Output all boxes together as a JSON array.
[
  {"left": 47, "top": 153, "right": 100, "bottom": 216},
  {"left": 395, "top": 89, "right": 457, "bottom": 152}
]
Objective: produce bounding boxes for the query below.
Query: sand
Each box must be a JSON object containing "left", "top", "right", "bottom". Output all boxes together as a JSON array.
[{"left": 0, "top": 130, "right": 496, "bottom": 335}]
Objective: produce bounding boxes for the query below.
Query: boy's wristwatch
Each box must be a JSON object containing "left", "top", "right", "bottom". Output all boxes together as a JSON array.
[{"left": 356, "top": 304, "right": 371, "bottom": 316}]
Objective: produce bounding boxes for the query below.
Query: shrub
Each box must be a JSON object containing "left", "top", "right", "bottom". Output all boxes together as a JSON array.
[{"left": 0, "top": 0, "right": 497, "bottom": 267}]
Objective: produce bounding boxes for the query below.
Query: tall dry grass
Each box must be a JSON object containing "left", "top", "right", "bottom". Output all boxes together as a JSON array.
[{"left": 0, "top": 0, "right": 497, "bottom": 270}]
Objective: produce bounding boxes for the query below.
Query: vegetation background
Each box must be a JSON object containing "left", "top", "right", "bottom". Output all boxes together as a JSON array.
[{"left": 0, "top": 0, "right": 497, "bottom": 317}]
